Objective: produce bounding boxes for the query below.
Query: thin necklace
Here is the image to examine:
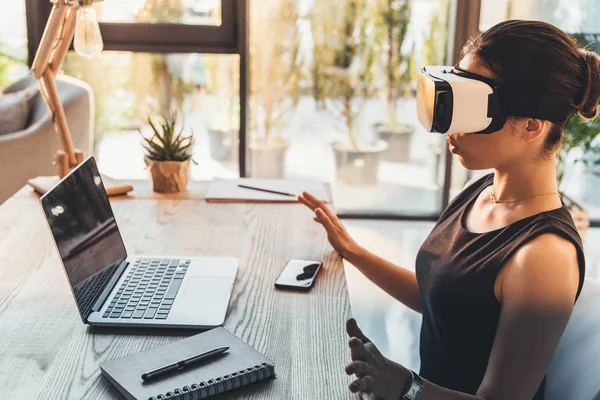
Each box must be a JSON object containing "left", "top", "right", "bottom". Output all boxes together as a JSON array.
[{"left": 489, "top": 191, "right": 561, "bottom": 205}]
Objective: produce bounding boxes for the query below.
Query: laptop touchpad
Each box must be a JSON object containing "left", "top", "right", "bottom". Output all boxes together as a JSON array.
[{"left": 182, "top": 277, "right": 230, "bottom": 304}]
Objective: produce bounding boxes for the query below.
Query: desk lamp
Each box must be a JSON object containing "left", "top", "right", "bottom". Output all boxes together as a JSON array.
[{"left": 28, "top": 0, "right": 133, "bottom": 196}]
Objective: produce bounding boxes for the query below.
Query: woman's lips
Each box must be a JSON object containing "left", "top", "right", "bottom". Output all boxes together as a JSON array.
[
  {"left": 447, "top": 134, "right": 460, "bottom": 153},
  {"left": 446, "top": 133, "right": 468, "bottom": 147}
]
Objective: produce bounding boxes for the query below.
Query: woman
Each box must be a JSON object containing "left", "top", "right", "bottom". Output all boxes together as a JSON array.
[{"left": 299, "top": 20, "right": 598, "bottom": 400}]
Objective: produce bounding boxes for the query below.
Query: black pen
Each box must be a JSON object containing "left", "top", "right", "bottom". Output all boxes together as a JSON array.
[
  {"left": 237, "top": 184, "right": 296, "bottom": 197},
  {"left": 141, "top": 346, "right": 229, "bottom": 381}
]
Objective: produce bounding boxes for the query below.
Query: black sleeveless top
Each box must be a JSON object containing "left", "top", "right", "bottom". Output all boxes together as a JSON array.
[{"left": 415, "top": 173, "right": 586, "bottom": 399}]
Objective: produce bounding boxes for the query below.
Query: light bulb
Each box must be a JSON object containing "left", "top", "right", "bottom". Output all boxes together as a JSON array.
[{"left": 74, "top": 6, "right": 103, "bottom": 59}]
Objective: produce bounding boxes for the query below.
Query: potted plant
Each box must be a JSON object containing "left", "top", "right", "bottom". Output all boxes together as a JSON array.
[
  {"left": 248, "top": 0, "right": 302, "bottom": 178},
  {"left": 141, "top": 112, "right": 194, "bottom": 193},
  {"left": 557, "top": 113, "right": 600, "bottom": 238},
  {"left": 204, "top": 56, "right": 240, "bottom": 163},
  {"left": 374, "top": 0, "right": 415, "bottom": 163},
  {"left": 321, "top": 0, "right": 387, "bottom": 185}
]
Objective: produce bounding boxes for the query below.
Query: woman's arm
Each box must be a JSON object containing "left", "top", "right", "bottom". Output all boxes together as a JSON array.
[
  {"left": 347, "top": 233, "right": 580, "bottom": 400},
  {"left": 298, "top": 192, "right": 422, "bottom": 313},
  {"left": 345, "top": 246, "right": 422, "bottom": 313}
]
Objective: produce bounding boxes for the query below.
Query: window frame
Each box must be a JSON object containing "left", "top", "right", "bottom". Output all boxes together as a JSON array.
[{"left": 99, "top": 0, "right": 237, "bottom": 53}]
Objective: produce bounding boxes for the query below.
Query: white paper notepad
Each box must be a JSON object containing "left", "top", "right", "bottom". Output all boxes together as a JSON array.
[{"left": 205, "top": 178, "right": 331, "bottom": 203}]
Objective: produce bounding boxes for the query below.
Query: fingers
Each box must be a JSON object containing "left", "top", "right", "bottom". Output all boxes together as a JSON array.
[
  {"left": 359, "top": 392, "right": 376, "bottom": 400},
  {"left": 348, "top": 337, "right": 368, "bottom": 361},
  {"left": 298, "top": 194, "right": 317, "bottom": 211},
  {"left": 349, "top": 375, "right": 374, "bottom": 393},
  {"left": 302, "top": 192, "right": 341, "bottom": 225},
  {"left": 301, "top": 191, "right": 323, "bottom": 207},
  {"left": 364, "top": 341, "right": 383, "bottom": 358},
  {"left": 345, "top": 360, "right": 369, "bottom": 377},
  {"left": 315, "top": 208, "right": 336, "bottom": 231},
  {"left": 346, "top": 318, "right": 371, "bottom": 344},
  {"left": 298, "top": 191, "right": 324, "bottom": 211},
  {"left": 300, "top": 192, "right": 345, "bottom": 232}
]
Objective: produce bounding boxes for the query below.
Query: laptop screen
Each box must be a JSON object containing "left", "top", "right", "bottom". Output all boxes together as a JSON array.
[{"left": 41, "top": 157, "right": 127, "bottom": 322}]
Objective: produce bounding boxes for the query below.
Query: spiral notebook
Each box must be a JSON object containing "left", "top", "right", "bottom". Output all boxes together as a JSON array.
[{"left": 99, "top": 327, "right": 275, "bottom": 400}]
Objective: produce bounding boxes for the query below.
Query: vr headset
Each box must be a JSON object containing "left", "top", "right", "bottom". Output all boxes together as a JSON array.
[{"left": 416, "top": 65, "right": 575, "bottom": 134}]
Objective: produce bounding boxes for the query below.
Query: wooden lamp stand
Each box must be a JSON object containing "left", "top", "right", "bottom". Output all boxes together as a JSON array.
[{"left": 27, "top": 0, "right": 133, "bottom": 197}]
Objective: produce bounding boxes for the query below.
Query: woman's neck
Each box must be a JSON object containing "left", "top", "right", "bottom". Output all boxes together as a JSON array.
[{"left": 492, "top": 159, "right": 559, "bottom": 202}]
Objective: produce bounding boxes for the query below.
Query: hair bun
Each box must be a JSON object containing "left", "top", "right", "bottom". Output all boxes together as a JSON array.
[{"left": 577, "top": 49, "right": 600, "bottom": 119}]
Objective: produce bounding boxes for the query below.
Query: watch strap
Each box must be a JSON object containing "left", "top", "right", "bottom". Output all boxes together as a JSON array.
[{"left": 401, "top": 369, "right": 424, "bottom": 400}]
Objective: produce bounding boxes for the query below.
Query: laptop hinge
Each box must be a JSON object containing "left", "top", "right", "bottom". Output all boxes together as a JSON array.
[{"left": 90, "top": 259, "right": 129, "bottom": 318}]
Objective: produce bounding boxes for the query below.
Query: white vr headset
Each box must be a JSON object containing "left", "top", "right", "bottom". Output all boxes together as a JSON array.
[{"left": 416, "top": 65, "right": 575, "bottom": 134}]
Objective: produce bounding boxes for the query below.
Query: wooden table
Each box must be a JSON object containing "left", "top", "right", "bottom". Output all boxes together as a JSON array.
[{"left": 0, "top": 181, "right": 353, "bottom": 399}]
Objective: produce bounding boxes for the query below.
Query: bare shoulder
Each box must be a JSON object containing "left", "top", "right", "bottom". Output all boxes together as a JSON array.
[
  {"left": 514, "top": 233, "right": 578, "bottom": 265},
  {"left": 496, "top": 233, "right": 580, "bottom": 304}
]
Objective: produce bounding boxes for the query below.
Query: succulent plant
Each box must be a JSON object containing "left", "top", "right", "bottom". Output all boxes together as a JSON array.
[
  {"left": 140, "top": 112, "right": 194, "bottom": 162},
  {"left": 558, "top": 114, "right": 600, "bottom": 189}
]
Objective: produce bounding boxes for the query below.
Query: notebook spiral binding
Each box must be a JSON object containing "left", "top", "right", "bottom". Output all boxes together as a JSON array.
[{"left": 149, "top": 362, "right": 275, "bottom": 400}]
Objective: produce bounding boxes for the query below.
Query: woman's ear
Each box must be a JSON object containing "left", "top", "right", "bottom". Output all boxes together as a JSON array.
[{"left": 521, "top": 118, "right": 548, "bottom": 143}]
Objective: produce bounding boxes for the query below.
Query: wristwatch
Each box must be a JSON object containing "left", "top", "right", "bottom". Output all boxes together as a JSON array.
[{"left": 401, "top": 369, "right": 424, "bottom": 400}]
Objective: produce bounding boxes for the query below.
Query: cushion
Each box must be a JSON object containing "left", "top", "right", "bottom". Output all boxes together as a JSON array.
[
  {"left": 0, "top": 84, "right": 39, "bottom": 135},
  {"left": 545, "top": 279, "right": 600, "bottom": 400}
]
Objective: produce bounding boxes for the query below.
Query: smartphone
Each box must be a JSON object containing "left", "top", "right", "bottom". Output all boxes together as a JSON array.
[{"left": 274, "top": 259, "right": 323, "bottom": 291}]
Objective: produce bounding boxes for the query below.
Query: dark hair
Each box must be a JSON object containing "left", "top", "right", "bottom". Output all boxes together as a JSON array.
[{"left": 462, "top": 20, "right": 600, "bottom": 157}]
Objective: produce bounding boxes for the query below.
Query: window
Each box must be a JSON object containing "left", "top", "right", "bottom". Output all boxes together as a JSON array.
[
  {"left": 96, "top": 0, "right": 237, "bottom": 52},
  {"left": 0, "top": 0, "right": 29, "bottom": 87},
  {"left": 63, "top": 51, "right": 240, "bottom": 181},
  {"left": 247, "top": 0, "right": 452, "bottom": 216},
  {"left": 480, "top": 0, "right": 600, "bottom": 34},
  {"left": 94, "top": 0, "right": 222, "bottom": 26},
  {"left": 48, "top": 0, "right": 244, "bottom": 181}
]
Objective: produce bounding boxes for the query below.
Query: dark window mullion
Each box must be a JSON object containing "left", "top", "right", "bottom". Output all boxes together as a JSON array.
[
  {"left": 99, "top": 0, "right": 236, "bottom": 49},
  {"left": 99, "top": 23, "right": 236, "bottom": 52},
  {"left": 237, "top": 0, "right": 248, "bottom": 177},
  {"left": 25, "top": 0, "right": 52, "bottom": 66}
]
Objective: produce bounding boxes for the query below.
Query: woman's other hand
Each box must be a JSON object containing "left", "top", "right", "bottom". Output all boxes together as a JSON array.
[
  {"left": 345, "top": 318, "right": 411, "bottom": 400},
  {"left": 298, "top": 191, "right": 360, "bottom": 259}
]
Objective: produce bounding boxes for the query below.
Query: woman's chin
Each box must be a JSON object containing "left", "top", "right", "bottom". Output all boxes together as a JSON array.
[{"left": 453, "top": 154, "right": 490, "bottom": 170}]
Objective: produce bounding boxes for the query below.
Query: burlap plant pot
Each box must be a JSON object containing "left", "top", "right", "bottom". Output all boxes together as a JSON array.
[{"left": 145, "top": 158, "right": 190, "bottom": 193}]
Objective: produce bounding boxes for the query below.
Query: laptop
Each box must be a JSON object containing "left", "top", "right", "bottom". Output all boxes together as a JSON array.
[{"left": 40, "top": 156, "right": 238, "bottom": 329}]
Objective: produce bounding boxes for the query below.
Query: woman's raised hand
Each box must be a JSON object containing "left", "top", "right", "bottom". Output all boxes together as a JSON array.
[{"left": 298, "top": 191, "right": 360, "bottom": 259}]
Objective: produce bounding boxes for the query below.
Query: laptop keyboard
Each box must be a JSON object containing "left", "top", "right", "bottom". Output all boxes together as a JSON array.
[
  {"left": 73, "top": 265, "right": 117, "bottom": 319},
  {"left": 102, "top": 258, "right": 190, "bottom": 320}
]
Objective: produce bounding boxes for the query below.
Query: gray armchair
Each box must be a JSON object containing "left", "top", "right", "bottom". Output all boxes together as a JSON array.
[
  {"left": 545, "top": 278, "right": 600, "bottom": 400},
  {"left": 0, "top": 74, "right": 93, "bottom": 203}
]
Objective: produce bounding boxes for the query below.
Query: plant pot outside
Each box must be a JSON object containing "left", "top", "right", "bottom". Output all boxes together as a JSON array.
[
  {"left": 375, "top": 123, "right": 415, "bottom": 163},
  {"left": 248, "top": 139, "right": 289, "bottom": 179},
  {"left": 561, "top": 192, "right": 590, "bottom": 240},
  {"left": 208, "top": 129, "right": 239, "bottom": 162},
  {"left": 332, "top": 140, "right": 388, "bottom": 186},
  {"left": 145, "top": 158, "right": 190, "bottom": 193},
  {"left": 569, "top": 208, "right": 590, "bottom": 240}
]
